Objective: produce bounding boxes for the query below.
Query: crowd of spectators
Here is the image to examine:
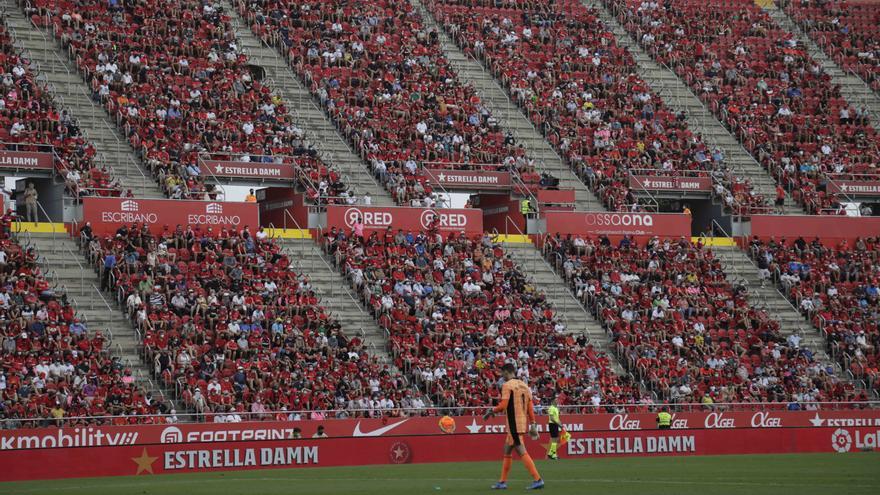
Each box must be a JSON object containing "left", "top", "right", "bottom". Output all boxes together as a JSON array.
[
  {"left": 545, "top": 233, "right": 861, "bottom": 403},
  {"left": 238, "top": 0, "right": 546, "bottom": 206},
  {"left": 425, "top": 0, "right": 767, "bottom": 213},
  {"left": 1, "top": 17, "right": 121, "bottom": 199},
  {"left": 326, "top": 226, "right": 645, "bottom": 410},
  {"left": 84, "top": 222, "right": 418, "bottom": 419},
  {"left": 0, "top": 214, "right": 169, "bottom": 428},
  {"left": 28, "top": 0, "right": 350, "bottom": 204},
  {"left": 749, "top": 235, "right": 880, "bottom": 394},
  {"left": 781, "top": 0, "right": 880, "bottom": 93},
  {"left": 607, "top": 0, "right": 880, "bottom": 215}
]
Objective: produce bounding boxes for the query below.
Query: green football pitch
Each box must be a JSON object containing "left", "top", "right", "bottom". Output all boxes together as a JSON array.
[{"left": 2, "top": 453, "right": 878, "bottom": 495}]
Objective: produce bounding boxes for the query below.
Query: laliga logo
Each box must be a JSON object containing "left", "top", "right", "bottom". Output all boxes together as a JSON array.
[
  {"left": 704, "top": 412, "right": 735, "bottom": 429},
  {"left": 751, "top": 412, "right": 782, "bottom": 428},
  {"left": 206, "top": 203, "right": 223, "bottom": 214},
  {"left": 121, "top": 200, "right": 139, "bottom": 212},
  {"left": 831, "top": 429, "right": 852, "bottom": 453},
  {"left": 608, "top": 414, "right": 640, "bottom": 431},
  {"left": 584, "top": 213, "right": 654, "bottom": 227},
  {"left": 160, "top": 426, "right": 183, "bottom": 444}
]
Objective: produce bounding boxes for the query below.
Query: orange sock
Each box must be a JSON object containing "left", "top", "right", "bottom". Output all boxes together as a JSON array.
[
  {"left": 500, "top": 455, "right": 513, "bottom": 482},
  {"left": 520, "top": 452, "right": 541, "bottom": 481}
]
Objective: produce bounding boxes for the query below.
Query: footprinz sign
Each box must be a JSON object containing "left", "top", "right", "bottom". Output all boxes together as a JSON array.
[
  {"left": 200, "top": 160, "right": 296, "bottom": 181},
  {"left": 5, "top": 410, "right": 880, "bottom": 451},
  {"left": 629, "top": 176, "right": 711, "bottom": 193},
  {"left": 423, "top": 168, "right": 511, "bottom": 190},
  {"left": 2, "top": 427, "right": 876, "bottom": 481},
  {"left": 325, "top": 205, "right": 483, "bottom": 235},
  {"left": 544, "top": 211, "right": 690, "bottom": 238},
  {"left": 82, "top": 198, "right": 259, "bottom": 235}
]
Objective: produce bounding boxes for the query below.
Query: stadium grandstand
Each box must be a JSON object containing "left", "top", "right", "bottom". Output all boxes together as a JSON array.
[{"left": 0, "top": 0, "right": 878, "bottom": 491}]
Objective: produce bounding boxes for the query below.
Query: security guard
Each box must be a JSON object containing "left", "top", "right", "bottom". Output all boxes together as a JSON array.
[
  {"left": 546, "top": 398, "right": 561, "bottom": 459},
  {"left": 520, "top": 199, "right": 533, "bottom": 217},
  {"left": 657, "top": 406, "right": 672, "bottom": 430}
]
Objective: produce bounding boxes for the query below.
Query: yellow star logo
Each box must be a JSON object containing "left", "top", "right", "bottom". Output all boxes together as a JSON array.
[{"left": 132, "top": 448, "right": 158, "bottom": 475}]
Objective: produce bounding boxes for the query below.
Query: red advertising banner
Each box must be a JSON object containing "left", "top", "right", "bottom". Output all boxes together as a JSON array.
[
  {"left": 4, "top": 409, "right": 878, "bottom": 451},
  {"left": 82, "top": 198, "right": 260, "bottom": 235},
  {"left": 544, "top": 211, "right": 691, "bottom": 239},
  {"left": 0, "top": 150, "right": 54, "bottom": 170},
  {"left": 201, "top": 160, "right": 296, "bottom": 181},
  {"left": 325, "top": 205, "right": 483, "bottom": 235},
  {"left": 535, "top": 189, "right": 576, "bottom": 205},
  {"left": 424, "top": 168, "right": 511, "bottom": 189},
  {"left": 749, "top": 214, "right": 880, "bottom": 244},
  {"left": 826, "top": 180, "right": 880, "bottom": 197},
  {"left": 2, "top": 426, "right": 877, "bottom": 481},
  {"left": 629, "top": 176, "right": 712, "bottom": 193}
]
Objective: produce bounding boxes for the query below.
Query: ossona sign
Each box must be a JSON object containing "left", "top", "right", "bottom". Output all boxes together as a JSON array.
[
  {"left": 82, "top": 198, "right": 259, "bottom": 235},
  {"left": 544, "top": 211, "right": 691, "bottom": 238}
]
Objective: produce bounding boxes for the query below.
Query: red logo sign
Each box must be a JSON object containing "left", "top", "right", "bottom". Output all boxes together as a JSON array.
[
  {"left": 423, "top": 168, "right": 511, "bottom": 190},
  {"left": 201, "top": 160, "right": 296, "bottom": 180},
  {"left": 544, "top": 211, "right": 690, "bottom": 238},
  {"left": 826, "top": 180, "right": 880, "bottom": 196},
  {"left": 326, "top": 206, "right": 482, "bottom": 235},
  {"left": 4, "top": 426, "right": 880, "bottom": 482},
  {"left": 388, "top": 441, "right": 412, "bottom": 464},
  {"left": 629, "top": 176, "right": 712, "bottom": 192},
  {"left": 0, "top": 150, "right": 54, "bottom": 170},
  {"left": 82, "top": 198, "right": 259, "bottom": 235}
]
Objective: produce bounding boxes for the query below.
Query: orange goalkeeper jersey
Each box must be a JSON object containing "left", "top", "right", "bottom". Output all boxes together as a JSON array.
[{"left": 493, "top": 378, "right": 535, "bottom": 435}]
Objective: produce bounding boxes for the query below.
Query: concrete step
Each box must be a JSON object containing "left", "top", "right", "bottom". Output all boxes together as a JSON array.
[
  {"left": 23, "top": 233, "right": 181, "bottom": 411},
  {"left": 2, "top": 5, "right": 166, "bottom": 199},
  {"left": 764, "top": 5, "right": 880, "bottom": 129},
  {"left": 277, "top": 238, "right": 396, "bottom": 360},
  {"left": 411, "top": 0, "right": 606, "bottom": 211},
  {"left": 713, "top": 246, "right": 845, "bottom": 375},
  {"left": 223, "top": 0, "right": 395, "bottom": 206},
  {"left": 590, "top": 0, "right": 799, "bottom": 213},
  {"left": 500, "top": 242, "right": 627, "bottom": 376}
]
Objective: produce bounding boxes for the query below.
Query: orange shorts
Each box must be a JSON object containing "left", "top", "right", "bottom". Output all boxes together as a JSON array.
[{"left": 505, "top": 433, "right": 525, "bottom": 447}]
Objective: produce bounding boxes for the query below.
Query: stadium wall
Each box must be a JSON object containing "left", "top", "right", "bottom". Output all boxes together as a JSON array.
[{"left": 3, "top": 410, "right": 879, "bottom": 481}]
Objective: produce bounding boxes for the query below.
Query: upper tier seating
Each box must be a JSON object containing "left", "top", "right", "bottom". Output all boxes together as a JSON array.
[
  {"left": 607, "top": 0, "right": 880, "bottom": 214},
  {"left": 29, "top": 0, "right": 349, "bottom": 204},
  {"left": 238, "top": 0, "right": 547, "bottom": 206},
  {"left": 782, "top": 0, "right": 880, "bottom": 94},
  {"left": 1, "top": 18, "right": 120, "bottom": 198},
  {"left": 425, "top": 0, "right": 769, "bottom": 213}
]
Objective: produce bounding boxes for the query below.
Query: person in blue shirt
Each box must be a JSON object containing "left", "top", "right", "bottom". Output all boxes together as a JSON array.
[{"left": 101, "top": 252, "right": 117, "bottom": 291}]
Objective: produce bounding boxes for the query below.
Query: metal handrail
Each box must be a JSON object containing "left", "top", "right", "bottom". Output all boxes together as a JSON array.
[{"left": 3, "top": 400, "right": 877, "bottom": 427}]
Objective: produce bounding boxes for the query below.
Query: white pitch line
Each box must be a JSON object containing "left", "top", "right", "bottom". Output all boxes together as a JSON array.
[{"left": 5, "top": 476, "right": 878, "bottom": 494}]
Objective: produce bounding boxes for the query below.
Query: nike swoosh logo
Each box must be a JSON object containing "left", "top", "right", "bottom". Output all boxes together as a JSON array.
[{"left": 352, "top": 419, "right": 409, "bottom": 437}]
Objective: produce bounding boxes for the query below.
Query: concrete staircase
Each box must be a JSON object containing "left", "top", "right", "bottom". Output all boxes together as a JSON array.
[
  {"left": 276, "top": 238, "right": 393, "bottom": 360},
  {"left": 223, "top": 0, "right": 393, "bottom": 205},
  {"left": 411, "top": 0, "right": 606, "bottom": 211},
  {"left": 765, "top": 4, "right": 880, "bottom": 130},
  {"left": 2, "top": 4, "right": 165, "bottom": 199},
  {"left": 499, "top": 242, "right": 625, "bottom": 375},
  {"left": 713, "top": 246, "right": 840, "bottom": 373},
  {"left": 22, "top": 233, "right": 177, "bottom": 408},
  {"left": 591, "top": 0, "right": 791, "bottom": 210}
]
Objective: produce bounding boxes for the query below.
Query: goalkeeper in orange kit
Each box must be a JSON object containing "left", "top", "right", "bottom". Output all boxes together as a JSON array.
[{"left": 483, "top": 363, "right": 544, "bottom": 490}]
